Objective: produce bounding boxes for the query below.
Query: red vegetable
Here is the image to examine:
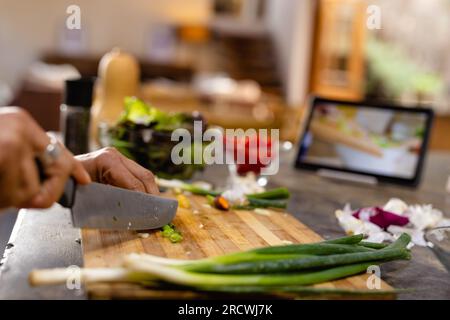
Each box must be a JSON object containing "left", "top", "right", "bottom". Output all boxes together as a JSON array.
[
  {"left": 223, "top": 134, "right": 273, "bottom": 176},
  {"left": 352, "top": 207, "right": 409, "bottom": 229}
]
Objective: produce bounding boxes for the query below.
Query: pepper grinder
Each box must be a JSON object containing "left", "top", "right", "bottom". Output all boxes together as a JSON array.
[{"left": 60, "top": 77, "right": 95, "bottom": 155}]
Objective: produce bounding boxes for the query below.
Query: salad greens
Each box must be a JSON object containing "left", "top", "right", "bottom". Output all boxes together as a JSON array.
[
  {"left": 109, "top": 97, "right": 207, "bottom": 179},
  {"left": 120, "top": 97, "right": 187, "bottom": 130}
]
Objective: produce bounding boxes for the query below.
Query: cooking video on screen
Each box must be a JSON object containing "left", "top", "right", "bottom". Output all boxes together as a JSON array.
[{"left": 298, "top": 102, "right": 428, "bottom": 179}]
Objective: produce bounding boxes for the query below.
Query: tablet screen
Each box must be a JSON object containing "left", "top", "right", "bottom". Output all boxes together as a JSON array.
[{"left": 296, "top": 98, "right": 433, "bottom": 184}]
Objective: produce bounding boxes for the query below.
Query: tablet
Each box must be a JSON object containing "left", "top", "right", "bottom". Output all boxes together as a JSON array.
[{"left": 295, "top": 97, "right": 434, "bottom": 187}]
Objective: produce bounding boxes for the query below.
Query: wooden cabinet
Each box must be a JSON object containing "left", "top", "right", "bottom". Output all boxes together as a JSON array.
[{"left": 310, "top": 0, "right": 367, "bottom": 101}]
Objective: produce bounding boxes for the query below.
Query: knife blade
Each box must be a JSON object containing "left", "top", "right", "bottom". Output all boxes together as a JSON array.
[
  {"left": 36, "top": 158, "right": 178, "bottom": 230},
  {"left": 67, "top": 180, "right": 178, "bottom": 230}
]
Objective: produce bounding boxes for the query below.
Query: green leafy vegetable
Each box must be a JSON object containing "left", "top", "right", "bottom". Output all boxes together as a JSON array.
[
  {"left": 121, "top": 97, "right": 186, "bottom": 130},
  {"left": 109, "top": 97, "right": 208, "bottom": 180}
]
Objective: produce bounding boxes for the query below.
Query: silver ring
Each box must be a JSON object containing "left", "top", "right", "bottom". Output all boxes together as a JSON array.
[{"left": 40, "top": 134, "right": 62, "bottom": 166}]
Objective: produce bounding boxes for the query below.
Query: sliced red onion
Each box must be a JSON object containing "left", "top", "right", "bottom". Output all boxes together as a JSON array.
[{"left": 353, "top": 207, "right": 409, "bottom": 229}]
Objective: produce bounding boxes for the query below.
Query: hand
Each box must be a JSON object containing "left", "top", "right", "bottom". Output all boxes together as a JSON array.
[
  {"left": 0, "top": 107, "right": 91, "bottom": 209},
  {"left": 76, "top": 147, "right": 159, "bottom": 194}
]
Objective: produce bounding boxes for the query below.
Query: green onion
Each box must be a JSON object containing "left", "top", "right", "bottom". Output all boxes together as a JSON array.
[
  {"left": 323, "top": 234, "right": 364, "bottom": 245},
  {"left": 161, "top": 224, "right": 183, "bottom": 243},
  {"left": 209, "top": 253, "right": 314, "bottom": 266},
  {"left": 183, "top": 248, "right": 410, "bottom": 274},
  {"left": 124, "top": 244, "right": 374, "bottom": 271},
  {"left": 206, "top": 195, "right": 215, "bottom": 206},
  {"left": 247, "top": 198, "right": 288, "bottom": 209},
  {"left": 29, "top": 268, "right": 148, "bottom": 286},
  {"left": 121, "top": 233, "right": 406, "bottom": 270},
  {"left": 359, "top": 241, "right": 389, "bottom": 249},
  {"left": 29, "top": 233, "right": 412, "bottom": 293},
  {"left": 124, "top": 257, "right": 379, "bottom": 287},
  {"left": 181, "top": 184, "right": 221, "bottom": 197},
  {"left": 250, "top": 243, "right": 374, "bottom": 255},
  {"left": 323, "top": 234, "right": 388, "bottom": 249},
  {"left": 180, "top": 233, "right": 411, "bottom": 274},
  {"left": 113, "top": 234, "right": 384, "bottom": 268},
  {"left": 246, "top": 188, "right": 291, "bottom": 200},
  {"left": 231, "top": 204, "right": 255, "bottom": 210},
  {"left": 122, "top": 235, "right": 372, "bottom": 268},
  {"left": 197, "top": 285, "right": 408, "bottom": 297},
  {"left": 169, "top": 233, "right": 183, "bottom": 243},
  {"left": 385, "top": 233, "right": 411, "bottom": 250}
]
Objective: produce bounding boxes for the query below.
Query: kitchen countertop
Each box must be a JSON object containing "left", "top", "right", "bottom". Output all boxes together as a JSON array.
[{"left": 1, "top": 150, "right": 450, "bottom": 299}]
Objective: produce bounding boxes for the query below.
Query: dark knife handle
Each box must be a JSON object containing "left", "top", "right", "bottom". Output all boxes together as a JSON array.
[{"left": 35, "top": 158, "right": 76, "bottom": 208}]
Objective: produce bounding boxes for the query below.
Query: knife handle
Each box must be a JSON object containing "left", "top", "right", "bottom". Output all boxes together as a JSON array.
[
  {"left": 35, "top": 158, "right": 76, "bottom": 208},
  {"left": 58, "top": 177, "right": 76, "bottom": 208}
]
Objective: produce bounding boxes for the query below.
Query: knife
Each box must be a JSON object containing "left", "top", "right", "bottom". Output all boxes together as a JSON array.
[{"left": 36, "top": 159, "right": 178, "bottom": 230}]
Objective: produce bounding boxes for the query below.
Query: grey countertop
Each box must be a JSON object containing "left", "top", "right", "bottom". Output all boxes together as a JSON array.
[{"left": 1, "top": 150, "right": 450, "bottom": 299}]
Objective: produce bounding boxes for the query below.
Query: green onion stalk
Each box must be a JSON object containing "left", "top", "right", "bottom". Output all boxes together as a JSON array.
[{"left": 29, "top": 233, "right": 411, "bottom": 293}]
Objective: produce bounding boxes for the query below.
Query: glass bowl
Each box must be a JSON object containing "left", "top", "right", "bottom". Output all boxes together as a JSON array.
[
  {"left": 424, "top": 226, "right": 450, "bottom": 273},
  {"left": 99, "top": 116, "right": 207, "bottom": 180}
]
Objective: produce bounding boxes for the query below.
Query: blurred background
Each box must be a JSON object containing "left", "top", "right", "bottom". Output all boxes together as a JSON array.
[
  {"left": 1, "top": 0, "right": 450, "bottom": 263},
  {"left": 0, "top": 0, "right": 449, "bottom": 147}
]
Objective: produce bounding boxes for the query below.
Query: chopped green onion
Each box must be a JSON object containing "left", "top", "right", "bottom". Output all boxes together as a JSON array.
[
  {"left": 206, "top": 195, "right": 215, "bottom": 206},
  {"left": 160, "top": 224, "right": 183, "bottom": 243}
]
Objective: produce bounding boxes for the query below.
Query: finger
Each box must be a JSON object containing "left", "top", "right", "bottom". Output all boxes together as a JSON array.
[
  {"left": 29, "top": 126, "right": 52, "bottom": 153},
  {"left": 71, "top": 158, "right": 92, "bottom": 185},
  {"left": 121, "top": 157, "right": 160, "bottom": 194},
  {"left": 0, "top": 162, "right": 23, "bottom": 208},
  {"left": 16, "top": 158, "right": 41, "bottom": 208},
  {"left": 101, "top": 166, "right": 146, "bottom": 193},
  {"left": 28, "top": 172, "right": 69, "bottom": 208},
  {"left": 30, "top": 147, "right": 75, "bottom": 208},
  {"left": 50, "top": 145, "right": 91, "bottom": 185}
]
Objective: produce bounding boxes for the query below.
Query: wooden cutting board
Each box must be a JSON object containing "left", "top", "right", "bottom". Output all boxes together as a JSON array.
[{"left": 82, "top": 193, "right": 395, "bottom": 299}]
